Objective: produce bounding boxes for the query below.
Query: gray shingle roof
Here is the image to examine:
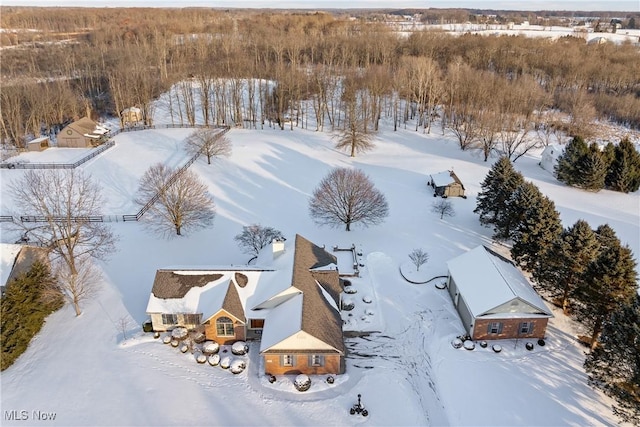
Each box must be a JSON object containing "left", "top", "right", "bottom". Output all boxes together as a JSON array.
[
  {"left": 222, "top": 280, "right": 246, "bottom": 322},
  {"left": 292, "top": 234, "right": 345, "bottom": 354},
  {"left": 151, "top": 270, "right": 223, "bottom": 299}
]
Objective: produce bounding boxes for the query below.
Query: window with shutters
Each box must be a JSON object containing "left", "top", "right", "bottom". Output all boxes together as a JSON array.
[
  {"left": 488, "top": 322, "right": 503, "bottom": 334},
  {"left": 310, "top": 354, "right": 324, "bottom": 367},
  {"left": 281, "top": 354, "right": 294, "bottom": 367},
  {"left": 519, "top": 321, "right": 533, "bottom": 334}
]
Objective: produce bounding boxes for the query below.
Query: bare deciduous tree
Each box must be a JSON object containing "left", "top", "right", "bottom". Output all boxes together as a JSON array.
[
  {"left": 431, "top": 199, "right": 456, "bottom": 219},
  {"left": 408, "top": 248, "right": 430, "bottom": 271},
  {"left": 309, "top": 167, "right": 389, "bottom": 231},
  {"left": 136, "top": 163, "right": 215, "bottom": 237},
  {"left": 334, "top": 76, "right": 376, "bottom": 157},
  {"left": 117, "top": 315, "right": 133, "bottom": 340},
  {"left": 52, "top": 257, "right": 102, "bottom": 317},
  {"left": 234, "top": 224, "right": 284, "bottom": 260},
  {"left": 185, "top": 128, "right": 232, "bottom": 165},
  {"left": 8, "top": 169, "right": 117, "bottom": 277}
]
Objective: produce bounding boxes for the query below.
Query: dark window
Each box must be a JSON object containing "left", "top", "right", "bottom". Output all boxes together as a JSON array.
[
  {"left": 183, "top": 314, "right": 201, "bottom": 325},
  {"left": 162, "top": 314, "right": 177, "bottom": 325},
  {"left": 488, "top": 322, "right": 503, "bottom": 334},
  {"left": 519, "top": 322, "right": 533, "bottom": 334}
]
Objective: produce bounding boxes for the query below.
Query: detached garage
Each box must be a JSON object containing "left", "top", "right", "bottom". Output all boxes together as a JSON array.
[{"left": 446, "top": 246, "right": 553, "bottom": 340}]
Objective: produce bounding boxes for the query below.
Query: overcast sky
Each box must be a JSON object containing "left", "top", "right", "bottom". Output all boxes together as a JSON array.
[{"left": 2, "top": 0, "right": 638, "bottom": 12}]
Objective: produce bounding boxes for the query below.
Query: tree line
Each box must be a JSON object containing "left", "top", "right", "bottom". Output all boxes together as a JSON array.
[
  {"left": 555, "top": 136, "right": 640, "bottom": 193},
  {"left": 1, "top": 7, "right": 639, "bottom": 149},
  {"left": 475, "top": 157, "right": 639, "bottom": 423}
]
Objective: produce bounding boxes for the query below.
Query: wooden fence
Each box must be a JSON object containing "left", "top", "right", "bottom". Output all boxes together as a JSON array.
[
  {"left": 0, "top": 126, "right": 230, "bottom": 224},
  {"left": 1, "top": 140, "right": 115, "bottom": 170}
]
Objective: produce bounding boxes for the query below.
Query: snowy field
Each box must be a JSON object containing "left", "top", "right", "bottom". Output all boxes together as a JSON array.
[{"left": 1, "top": 109, "right": 637, "bottom": 426}]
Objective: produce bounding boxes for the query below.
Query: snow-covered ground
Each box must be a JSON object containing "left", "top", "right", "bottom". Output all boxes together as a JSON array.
[{"left": 1, "top": 107, "right": 636, "bottom": 425}]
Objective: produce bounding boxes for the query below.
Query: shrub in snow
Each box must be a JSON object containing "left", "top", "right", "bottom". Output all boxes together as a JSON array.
[
  {"left": 220, "top": 356, "right": 232, "bottom": 369},
  {"left": 365, "top": 308, "right": 374, "bottom": 316},
  {"left": 162, "top": 335, "right": 171, "bottom": 344},
  {"left": 451, "top": 338, "right": 463, "bottom": 349},
  {"left": 193, "top": 332, "right": 206, "bottom": 344},
  {"left": 294, "top": 374, "right": 311, "bottom": 392},
  {"left": 208, "top": 354, "right": 220, "bottom": 366},
  {"left": 153, "top": 332, "right": 161, "bottom": 339},
  {"left": 463, "top": 340, "right": 475, "bottom": 350},
  {"left": 171, "top": 327, "right": 188, "bottom": 340},
  {"left": 231, "top": 341, "right": 248, "bottom": 355},
  {"left": 230, "top": 359, "right": 246, "bottom": 374},
  {"left": 344, "top": 287, "right": 357, "bottom": 295},
  {"left": 342, "top": 279, "right": 352, "bottom": 287},
  {"left": 171, "top": 339, "right": 179, "bottom": 347},
  {"left": 479, "top": 341, "right": 488, "bottom": 348},
  {"left": 196, "top": 353, "right": 207, "bottom": 364},
  {"left": 180, "top": 344, "right": 189, "bottom": 353},
  {"left": 202, "top": 341, "right": 220, "bottom": 355},
  {"left": 492, "top": 344, "right": 502, "bottom": 353},
  {"left": 342, "top": 300, "right": 355, "bottom": 311},
  {"left": 362, "top": 295, "right": 372, "bottom": 304},
  {"left": 537, "top": 339, "right": 546, "bottom": 347},
  {"left": 268, "top": 374, "right": 276, "bottom": 384},
  {"left": 526, "top": 342, "right": 534, "bottom": 351},
  {"left": 326, "top": 376, "right": 335, "bottom": 384}
]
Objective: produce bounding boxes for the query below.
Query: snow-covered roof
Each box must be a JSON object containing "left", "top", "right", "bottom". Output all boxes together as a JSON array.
[
  {"left": 430, "top": 171, "right": 456, "bottom": 187},
  {"left": 146, "top": 269, "right": 275, "bottom": 319},
  {"left": 447, "top": 246, "right": 552, "bottom": 318},
  {"left": 258, "top": 292, "right": 303, "bottom": 352},
  {"left": 28, "top": 136, "right": 49, "bottom": 144}
]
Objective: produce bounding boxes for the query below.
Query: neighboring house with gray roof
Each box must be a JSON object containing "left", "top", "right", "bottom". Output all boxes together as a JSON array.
[
  {"left": 145, "top": 234, "right": 346, "bottom": 375},
  {"left": 446, "top": 246, "right": 553, "bottom": 340}
]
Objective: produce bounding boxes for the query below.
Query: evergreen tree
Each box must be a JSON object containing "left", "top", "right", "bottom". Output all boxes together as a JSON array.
[
  {"left": 496, "top": 181, "right": 540, "bottom": 243},
  {"left": 474, "top": 156, "right": 525, "bottom": 240},
  {"left": 509, "top": 189, "right": 563, "bottom": 274},
  {"left": 573, "top": 225, "right": 638, "bottom": 349},
  {"left": 606, "top": 138, "right": 640, "bottom": 193},
  {"left": 555, "top": 136, "right": 588, "bottom": 185},
  {"left": 576, "top": 143, "right": 607, "bottom": 191},
  {"left": 584, "top": 295, "right": 640, "bottom": 425},
  {"left": 534, "top": 220, "right": 600, "bottom": 315},
  {"left": 1, "top": 262, "right": 63, "bottom": 371}
]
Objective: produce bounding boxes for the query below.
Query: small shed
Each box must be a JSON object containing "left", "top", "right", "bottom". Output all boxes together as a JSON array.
[
  {"left": 121, "top": 107, "right": 143, "bottom": 126},
  {"left": 57, "top": 117, "right": 107, "bottom": 148},
  {"left": 429, "top": 170, "right": 465, "bottom": 198},
  {"left": 27, "top": 136, "right": 50, "bottom": 152},
  {"left": 540, "top": 144, "right": 564, "bottom": 175}
]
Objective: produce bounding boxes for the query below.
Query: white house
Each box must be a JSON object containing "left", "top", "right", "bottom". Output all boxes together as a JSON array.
[{"left": 540, "top": 144, "right": 564, "bottom": 175}]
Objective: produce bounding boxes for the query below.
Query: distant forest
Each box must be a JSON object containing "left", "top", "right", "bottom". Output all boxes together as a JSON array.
[{"left": 1, "top": 7, "right": 639, "bottom": 147}]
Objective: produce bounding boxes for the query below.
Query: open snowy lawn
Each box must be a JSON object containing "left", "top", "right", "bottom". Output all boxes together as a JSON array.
[{"left": 1, "top": 122, "right": 634, "bottom": 426}]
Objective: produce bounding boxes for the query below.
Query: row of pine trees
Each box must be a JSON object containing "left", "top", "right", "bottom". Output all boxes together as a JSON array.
[
  {"left": 556, "top": 137, "right": 640, "bottom": 193},
  {"left": 475, "top": 157, "right": 639, "bottom": 424}
]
